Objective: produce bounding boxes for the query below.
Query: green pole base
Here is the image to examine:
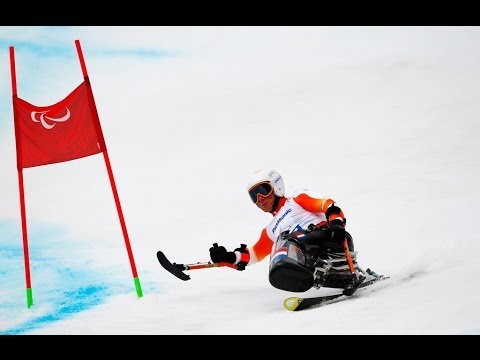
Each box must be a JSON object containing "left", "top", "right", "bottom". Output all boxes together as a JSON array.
[
  {"left": 26, "top": 288, "right": 33, "bottom": 308},
  {"left": 134, "top": 277, "right": 143, "bottom": 298}
]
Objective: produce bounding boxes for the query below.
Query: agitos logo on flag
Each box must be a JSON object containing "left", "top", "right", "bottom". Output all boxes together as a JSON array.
[
  {"left": 14, "top": 82, "right": 103, "bottom": 168},
  {"left": 10, "top": 40, "right": 143, "bottom": 309}
]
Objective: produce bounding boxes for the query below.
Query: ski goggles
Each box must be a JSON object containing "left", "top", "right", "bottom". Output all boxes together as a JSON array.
[{"left": 248, "top": 182, "right": 273, "bottom": 204}]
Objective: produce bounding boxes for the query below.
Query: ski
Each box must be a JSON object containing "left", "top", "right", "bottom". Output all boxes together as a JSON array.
[{"left": 284, "top": 273, "right": 389, "bottom": 311}]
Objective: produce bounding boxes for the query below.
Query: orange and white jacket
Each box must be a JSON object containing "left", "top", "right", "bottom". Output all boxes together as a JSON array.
[{"left": 237, "top": 190, "right": 345, "bottom": 266}]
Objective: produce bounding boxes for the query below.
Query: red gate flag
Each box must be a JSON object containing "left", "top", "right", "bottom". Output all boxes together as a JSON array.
[
  {"left": 14, "top": 81, "right": 103, "bottom": 169},
  {"left": 10, "top": 40, "right": 143, "bottom": 309}
]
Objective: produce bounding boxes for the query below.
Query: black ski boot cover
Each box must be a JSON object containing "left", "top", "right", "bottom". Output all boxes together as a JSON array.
[{"left": 269, "top": 237, "right": 314, "bottom": 292}]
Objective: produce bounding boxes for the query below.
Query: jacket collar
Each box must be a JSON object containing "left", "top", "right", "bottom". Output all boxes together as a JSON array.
[{"left": 271, "top": 196, "right": 287, "bottom": 216}]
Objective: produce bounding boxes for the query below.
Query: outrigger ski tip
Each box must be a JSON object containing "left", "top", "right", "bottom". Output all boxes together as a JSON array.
[
  {"left": 157, "top": 250, "right": 238, "bottom": 281},
  {"left": 157, "top": 251, "right": 191, "bottom": 281}
]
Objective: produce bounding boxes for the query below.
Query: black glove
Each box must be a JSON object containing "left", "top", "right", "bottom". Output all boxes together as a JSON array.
[
  {"left": 328, "top": 220, "right": 346, "bottom": 243},
  {"left": 209, "top": 243, "right": 236, "bottom": 264}
]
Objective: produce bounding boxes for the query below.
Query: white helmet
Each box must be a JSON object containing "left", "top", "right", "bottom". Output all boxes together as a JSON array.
[{"left": 247, "top": 168, "right": 285, "bottom": 198}]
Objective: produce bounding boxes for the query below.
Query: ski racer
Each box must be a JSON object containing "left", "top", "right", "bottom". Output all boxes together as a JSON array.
[{"left": 209, "top": 168, "right": 367, "bottom": 292}]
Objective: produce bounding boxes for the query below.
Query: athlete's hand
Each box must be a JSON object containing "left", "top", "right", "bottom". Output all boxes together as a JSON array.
[
  {"left": 209, "top": 243, "right": 236, "bottom": 264},
  {"left": 328, "top": 220, "right": 346, "bottom": 243}
]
